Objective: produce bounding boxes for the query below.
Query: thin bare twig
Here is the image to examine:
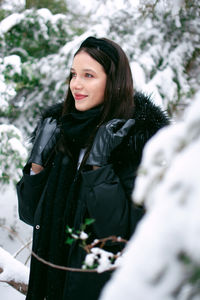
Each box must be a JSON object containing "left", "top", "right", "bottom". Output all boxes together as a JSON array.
[
  {"left": 32, "top": 236, "right": 127, "bottom": 273},
  {"left": 85, "top": 235, "right": 127, "bottom": 252},
  {"left": 25, "top": 253, "right": 31, "bottom": 266},
  {"left": 13, "top": 239, "right": 32, "bottom": 259},
  {"left": 0, "top": 225, "right": 26, "bottom": 245}
]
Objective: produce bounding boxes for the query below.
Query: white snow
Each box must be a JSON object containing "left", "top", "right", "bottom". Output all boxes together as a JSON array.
[
  {"left": 9, "top": 137, "right": 27, "bottom": 157},
  {"left": 0, "top": 283, "right": 25, "bottom": 300},
  {"left": 36, "top": 8, "right": 52, "bottom": 20},
  {"left": 79, "top": 231, "right": 88, "bottom": 240},
  {"left": 130, "top": 61, "right": 146, "bottom": 90},
  {"left": 0, "top": 124, "right": 28, "bottom": 191},
  {"left": 3, "top": 55, "right": 21, "bottom": 75},
  {"left": 0, "top": 54, "right": 22, "bottom": 107},
  {"left": 84, "top": 247, "right": 114, "bottom": 273},
  {"left": 0, "top": 13, "right": 24, "bottom": 35},
  {"left": 0, "top": 0, "right": 199, "bottom": 298},
  {"left": 100, "top": 92, "right": 200, "bottom": 299},
  {"left": 0, "top": 124, "right": 27, "bottom": 158},
  {"left": 0, "top": 95, "right": 9, "bottom": 111},
  {"left": 0, "top": 186, "right": 32, "bottom": 299},
  {"left": 1, "top": 0, "right": 25, "bottom": 12},
  {"left": 67, "top": 0, "right": 139, "bottom": 16},
  {"left": 134, "top": 92, "right": 200, "bottom": 208},
  {"left": 0, "top": 247, "right": 29, "bottom": 283}
]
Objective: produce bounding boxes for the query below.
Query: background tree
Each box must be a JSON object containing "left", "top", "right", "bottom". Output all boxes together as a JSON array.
[
  {"left": 25, "top": 0, "right": 68, "bottom": 14},
  {"left": 0, "top": 0, "right": 199, "bottom": 298}
]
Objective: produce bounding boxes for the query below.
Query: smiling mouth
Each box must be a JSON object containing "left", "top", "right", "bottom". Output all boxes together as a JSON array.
[{"left": 74, "top": 94, "right": 88, "bottom": 100}]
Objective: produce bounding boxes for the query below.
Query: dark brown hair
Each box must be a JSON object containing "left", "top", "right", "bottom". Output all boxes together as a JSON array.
[
  {"left": 61, "top": 37, "right": 134, "bottom": 166},
  {"left": 62, "top": 37, "right": 134, "bottom": 123}
]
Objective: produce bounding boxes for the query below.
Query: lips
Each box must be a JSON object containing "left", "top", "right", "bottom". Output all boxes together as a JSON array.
[{"left": 74, "top": 94, "right": 88, "bottom": 100}]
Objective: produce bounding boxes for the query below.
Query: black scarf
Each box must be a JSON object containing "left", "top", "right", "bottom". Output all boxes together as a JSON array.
[
  {"left": 26, "top": 106, "right": 102, "bottom": 300},
  {"left": 61, "top": 105, "right": 102, "bottom": 149},
  {"left": 26, "top": 153, "right": 75, "bottom": 300}
]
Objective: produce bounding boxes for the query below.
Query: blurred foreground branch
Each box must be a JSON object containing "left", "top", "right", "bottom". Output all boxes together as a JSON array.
[{"left": 0, "top": 247, "right": 29, "bottom": 295}]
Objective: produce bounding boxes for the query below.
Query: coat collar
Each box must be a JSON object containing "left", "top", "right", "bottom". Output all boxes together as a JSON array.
[{"left": 40, "top": 91, "right": 169, "bottom": 132}]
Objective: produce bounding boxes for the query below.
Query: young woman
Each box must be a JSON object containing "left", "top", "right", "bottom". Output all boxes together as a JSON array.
[{"left": 17, "top": 36, "right": 169, "bottom": 300}]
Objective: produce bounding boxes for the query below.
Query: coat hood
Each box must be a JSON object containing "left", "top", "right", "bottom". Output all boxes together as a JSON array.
[{"left": 133, "top": 91, "right": 169, "bottom": 131}]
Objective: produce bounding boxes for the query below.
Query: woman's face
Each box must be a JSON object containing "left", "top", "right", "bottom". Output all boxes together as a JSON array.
[{"left": 70, "top": 51, "right": 107, "bottom": 111}]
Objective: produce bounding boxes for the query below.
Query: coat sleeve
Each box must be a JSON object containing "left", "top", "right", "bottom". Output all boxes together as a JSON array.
[
  {"left": 81, "top": 164, "right": 144, "bottom": 240},
  {"left": 16, "top": 163, "right": 50, "bottom": 226}
]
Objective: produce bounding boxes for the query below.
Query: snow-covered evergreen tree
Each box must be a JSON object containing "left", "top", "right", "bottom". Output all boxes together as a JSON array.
[
  {"left": 0, "top": 0, "right": 199, "bottom": 298},
  {"left": 0, "top": 0, "right": 199, "bottom": 187}
]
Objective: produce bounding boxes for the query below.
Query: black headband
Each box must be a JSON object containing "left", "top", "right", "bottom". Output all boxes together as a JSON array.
[{"left": 80, "top": 36, "right": 119, "bottom": 66}]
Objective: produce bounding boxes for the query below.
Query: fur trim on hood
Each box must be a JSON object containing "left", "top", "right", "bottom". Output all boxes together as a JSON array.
[{"left": 130, "top": 91, "right": 169, "bottom": 153}]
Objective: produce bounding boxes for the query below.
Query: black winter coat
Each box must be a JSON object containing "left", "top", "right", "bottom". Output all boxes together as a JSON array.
[{"left": 17, "top": 92, "right": 169, "bottom": 300}]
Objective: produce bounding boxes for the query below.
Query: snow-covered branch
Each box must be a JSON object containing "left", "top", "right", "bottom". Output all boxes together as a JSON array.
[
  {"left": 100, "top": 92, "right": 200, "bottom": 299},
  {"left": 0, "top": 247, "right": 29, "bottom": 295},
  {"left": 0, "top": 124, "right": 27, "bottom": 189},
  {"left": 32, "top": 235, "right": 127, "bottom": 274}
]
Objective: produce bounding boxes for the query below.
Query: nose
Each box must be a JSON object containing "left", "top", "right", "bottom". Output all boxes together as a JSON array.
[{"left": 71, "top": 76, "right": 83, "bottom": 91}]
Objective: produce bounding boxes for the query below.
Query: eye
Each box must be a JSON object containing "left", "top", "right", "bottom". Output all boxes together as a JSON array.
[
  {"left": 85, "top": 73, "right": 93, "bottom": 78},
  {"left": 70, "top": 72, "right": 76, "bottom": 78}
]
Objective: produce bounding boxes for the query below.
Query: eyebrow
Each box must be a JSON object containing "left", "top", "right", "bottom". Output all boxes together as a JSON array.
[{"left": 70, "top": 67, "right": 97, "bottom": 74}]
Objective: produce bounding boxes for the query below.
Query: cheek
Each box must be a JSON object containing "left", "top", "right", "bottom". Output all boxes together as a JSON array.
[
  {"left": 69, "top": 80, "right": 73, "bottom": 91},
  {"left": 94, "top": 79, "right": 106, "bottom": 95},
  {"left": 98, "top": 80, "right": 106, "bottom": 98}
]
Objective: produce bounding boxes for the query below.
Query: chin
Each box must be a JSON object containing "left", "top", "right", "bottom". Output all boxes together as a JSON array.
[
  {"left": 75, "top": 105, "right": 88, "bottom": 111},
  {"left": 75, "top": 102, "right": 93, "bottom": 112}
]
